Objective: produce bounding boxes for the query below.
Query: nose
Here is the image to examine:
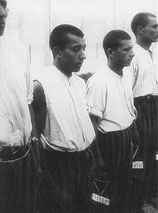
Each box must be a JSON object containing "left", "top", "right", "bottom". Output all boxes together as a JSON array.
[
  {"left": 0, "top": 5, "right": 7, "bottom": 18},
  {"left": 79, "top": 50, "right": 86, "bottom": 60},
  {"left": 130, "top": 49, "right": 135, "bottom": 58}
]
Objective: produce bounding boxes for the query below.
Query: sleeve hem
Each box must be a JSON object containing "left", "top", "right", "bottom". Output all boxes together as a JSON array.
[{"left": 87, "top": 106, "right": 102, "bottom": 119}]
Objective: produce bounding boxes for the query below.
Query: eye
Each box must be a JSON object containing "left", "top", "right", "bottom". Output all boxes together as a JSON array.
[
  {"left": 123, "top": 47, "right": 132, "bottom": 52},
  {"left": 1, "top": 1, "right": 7, "bottom": 8},
  {"left": 152, "top": 25, "right": 158, "bottom": 29},
  {"left": 72, "top": 46, "right": 80, "bottom": 52}
]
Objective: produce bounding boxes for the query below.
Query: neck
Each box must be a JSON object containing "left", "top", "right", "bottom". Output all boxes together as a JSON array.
[
  {"left": 53, "top": 61, "right": 72, "bottom": 77},
  {"left": 108, "top": 62, "right": 123, "bottom": 76},
  {"left": 136, "top": 37, "right": 151, "bottom": 50}
]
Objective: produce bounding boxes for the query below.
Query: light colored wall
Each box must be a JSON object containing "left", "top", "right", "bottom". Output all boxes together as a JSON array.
[{"left": 6, "top": 0, "right": 157, "bottom": 75}]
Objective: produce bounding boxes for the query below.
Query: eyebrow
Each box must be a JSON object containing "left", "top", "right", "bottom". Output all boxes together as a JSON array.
[
  {"left": 0, "top": 0, "right": 7, "bottom": 4},
  {"left": 71, "top": 43, "right": 86, "bottom": 47}
]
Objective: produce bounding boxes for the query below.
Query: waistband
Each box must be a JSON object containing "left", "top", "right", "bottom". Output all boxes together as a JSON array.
[
  {"left": 134, "top": 94, "right": 158, "bottom": 105},
  {"left": 0, "top": 140, "right": 31, "bottom": 162},
  {"left": 99, "top": 121, "right": 136, "bottom": 135},
  {"left": 44, "top": 139, "right": 95, "bottom": 157}
]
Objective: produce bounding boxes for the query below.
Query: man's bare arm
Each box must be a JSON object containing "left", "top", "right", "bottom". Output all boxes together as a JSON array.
[{"left": 32, "top": 80, "right": 47, "bottom": 139}]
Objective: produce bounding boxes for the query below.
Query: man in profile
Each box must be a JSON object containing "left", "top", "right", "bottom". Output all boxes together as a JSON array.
[
  {"left": 87, "top": 30, "right": 138, "bottom": 213},
  {"left": 130, "top": 12, "right": 158, "bottom": 212},
  {"left": 33, "top": 24, "right": 101, "bottom": 213}
]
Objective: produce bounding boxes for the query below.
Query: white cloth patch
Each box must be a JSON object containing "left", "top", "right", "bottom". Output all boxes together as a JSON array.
[
  {"left": 132, "top": 161, "right": 143, "bottom": 169},
  {"left": 92, "top": 193, "right": 110, "bottom": 206}
]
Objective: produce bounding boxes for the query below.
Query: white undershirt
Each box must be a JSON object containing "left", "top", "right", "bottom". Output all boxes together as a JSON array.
[
  {"left": 0, "top": 36, "right": 33, "bottom": 146},
  {"left": 86, "top": 65, "right": 137, "bottom": 133},
  {"left": 131, "top": 43, "right": 158, "bottom": 97},
  {"left": 37, "top": 65, "right": 95, "bottom": 152}
]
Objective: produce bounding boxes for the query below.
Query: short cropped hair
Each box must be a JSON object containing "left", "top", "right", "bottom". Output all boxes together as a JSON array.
[
  {"left": 103, "top": 30, "right": 131, "bottom": 54},
  {"left": 49, "top": 24, "right": 84, "bottom": 52},
  {"left": 131, "top": 12, "right": 156, "bottom": 35}
]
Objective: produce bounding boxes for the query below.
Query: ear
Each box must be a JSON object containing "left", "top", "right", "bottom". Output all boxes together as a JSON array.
[
  {"left": 52, "top": 46, "right": 62, "bottom": 58},
  {"left": 137, "top": 25, "right": 144, "bottom": 34},
  {"left": 106, "top": 48, "right": 115, "bottom": 57}
]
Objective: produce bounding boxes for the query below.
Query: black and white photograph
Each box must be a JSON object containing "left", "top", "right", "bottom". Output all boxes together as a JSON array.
[{"left": 0, "top": 0, "right": 157, "bottom": 212}]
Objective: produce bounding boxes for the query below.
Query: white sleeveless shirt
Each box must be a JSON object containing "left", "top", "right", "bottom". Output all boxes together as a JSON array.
[
  {"left": 0, "top": 36, "right": 33, "bottom": 146},
  {"left": 36, "top": 65, "right": 95, "bottom": 152}
]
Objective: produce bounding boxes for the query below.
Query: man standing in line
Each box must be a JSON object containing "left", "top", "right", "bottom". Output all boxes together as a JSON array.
[
  {"left": 86, "top": 30, "right": 138, "bottom": 213},
  {"left": 0, "top": 1, "right": 40, "bottom": 213},
  {"left": 130, "top": 12, "right": 158, "bottom": 212},
  {"left": 32, "top": 24, "right": 101, "bottom": 213}
]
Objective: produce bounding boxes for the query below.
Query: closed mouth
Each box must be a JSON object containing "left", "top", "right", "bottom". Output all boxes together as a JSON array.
[
  {"left": 126, "top": 59, "right": 132, "bottom": 64},
  {"left": 77, "top": 62, "right": 83, "bottom": 66}
]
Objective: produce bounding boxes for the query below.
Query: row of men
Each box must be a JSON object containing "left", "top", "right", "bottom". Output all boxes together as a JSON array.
[{"left": 0, "top": 0, "right": 157, "bottom": 212}]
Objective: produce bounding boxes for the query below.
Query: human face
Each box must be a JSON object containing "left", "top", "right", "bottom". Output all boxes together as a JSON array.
[
  {"left": 0, "top": 0, "right": 8, "bottom": 36},
  {"left": 59, "top": 33, "right": 86, "bottom": 76},
  {"left": 142, "top": 16, "right": 158, "bottom": 43},
  {"left": 113, "top": 39, "right": 134, "bottom": 68}
]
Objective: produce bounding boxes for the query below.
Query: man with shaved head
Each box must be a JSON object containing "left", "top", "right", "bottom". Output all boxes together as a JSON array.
[{"left": 130, "top": 12, "right": 158, "bottom": 212}]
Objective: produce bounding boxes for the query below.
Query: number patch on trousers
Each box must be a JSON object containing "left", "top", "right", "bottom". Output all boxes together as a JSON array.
[
  {"left": 132, "top": 161, "right": 143, "bottom": 169},
  {"left": 92, "top": 193, "right": 110, "bottom": 206}
]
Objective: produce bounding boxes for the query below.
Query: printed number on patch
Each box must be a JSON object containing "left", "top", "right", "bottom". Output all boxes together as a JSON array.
[
  {"left": 92, "top": 193, "right": 110, "bottom": 206},
  {"left": 132, "top": 161, "right": 143, "bottom": 169}
]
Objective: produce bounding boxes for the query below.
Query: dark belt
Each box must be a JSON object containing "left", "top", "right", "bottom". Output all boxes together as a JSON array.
[
  {"left": 134, "top": 94, "right": 158, "bottom": 105},
  {"left": 0, "top": 142, "right": 31, "bottom": 162}
]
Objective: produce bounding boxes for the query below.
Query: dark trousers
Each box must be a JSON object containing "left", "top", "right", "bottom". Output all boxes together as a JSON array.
[
  {"left": 37, "top": 140, "right": 100, "bottom": 213},
  {"left": 0, "top": 140, "right": 40, "bottom": 213},
  {"left": 98, "top": 124, "right": 134, "bottom": 213},
  {"left": 130, "top": 95, "right": 158, "bottom": 211}
]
